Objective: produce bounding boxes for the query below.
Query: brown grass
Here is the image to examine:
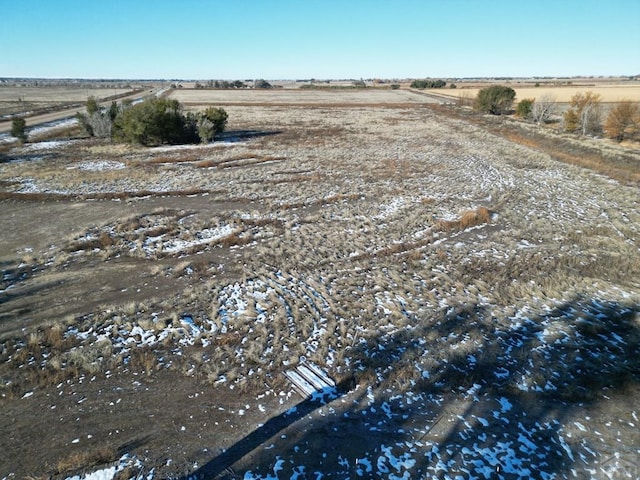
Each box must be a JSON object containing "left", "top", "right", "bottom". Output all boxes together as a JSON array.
[
  {"left": 437, "top": 206, "right": 493, "bottom": 232},
  {"left": 55, "top": 446, "right": 117, "bottom": 475},
  {"left": 129, "top": 346, "right": 158, "bottom": 376},
  {"left": 503, "top": 131, "right": 640, "bottom": 184}
]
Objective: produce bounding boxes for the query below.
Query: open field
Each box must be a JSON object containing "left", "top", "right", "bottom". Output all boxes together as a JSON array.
[
  {"left": 0, "top": 86, "right": 162, "bottom": 135},
  {"left": 1, "top": 89, "right": 640, "bottom": 479},
  {"left": 0, "top": 86, "right": 130, "bottom": 103},
  {"left": 429, "top": 83, "right": 640, "bottom": 103},
  {"left": 168, "top": 87, "right": 439, "bottom": 106},
  {"left": 0, "top": 85, "right": 139, "bottom": 118}
]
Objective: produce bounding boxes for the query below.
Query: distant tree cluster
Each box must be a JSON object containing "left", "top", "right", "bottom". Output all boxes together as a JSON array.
[
  {"left": 564, "top": 92, "right": 640, "bottom": 141},
  {"left": 476, "top": 87, "right": 640, "bottom": 143},
  {"left": 77, "top": 96, "right": 228, "bottom": 146},
  {"left": 195, "top": 80, "right": 247, "bottom": 89},
  {"left": 192, "top": 79, "right": 273, "bottom": 89},
  {"left": 253, "top": 79, "right": 272, "bottom": 89},
  {"left": 410, "top": 79, "right": 446, "bottom": 89}
]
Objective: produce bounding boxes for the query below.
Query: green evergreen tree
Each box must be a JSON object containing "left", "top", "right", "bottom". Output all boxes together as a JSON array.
[
  {"left": 11, "top": 117, "right": 28, "bottom": 143},
  {"left": 474, "top": 85, "right": 516, "bottom": 115},
  {"left": 516, "top": 98, "right": 534, "bottom": 119}
]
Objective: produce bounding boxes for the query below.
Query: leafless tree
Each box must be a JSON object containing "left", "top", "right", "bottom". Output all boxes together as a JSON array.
[
  {"left": 531, "top": 94, "right": 557, "bottom": 125},
  {"left": 89, "top": 112, "right": 112, "bottom": 138},
  {"left": 570, "top": 91, "right": 602, "bottom": 136}
]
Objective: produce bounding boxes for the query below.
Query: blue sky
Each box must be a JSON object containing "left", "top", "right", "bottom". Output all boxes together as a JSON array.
[{"left": 1, "top": 0, "right": 639, "bottom": 79}]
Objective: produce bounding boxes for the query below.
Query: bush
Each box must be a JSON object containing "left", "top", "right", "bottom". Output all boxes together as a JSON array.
[
  {"left": 563, "top": 109, "right": 580, "bottom": 133},
  {"left": 77, "top": 97, "right": 118, "bottom": 138},
  {"left": 565, "top": 91, "right": 602, "bottom": 136},
  {"left": 86, "top": 96, "right": 100, "bottom": 116},
  {"left": 531, "top": 94, "right": 557, "bottom": 125},
  {"left": 604, "top": 100, "right": 640, "bottom": 142},
  {"left": 474, "top": 85, "right": 516, "bottom": 115},
  {"left": 516, "top": 98, "right": 534, "bottom": 119},
  {"left": 113, "top": 97, "right": 193, "bottom": 146},
  {"left": 112, "top": 98, "right": 227, "bottom": 146},
  {"left": 11, "top": 117, "right": 28, "bottom": 143},
  {"left": 201, "top": 107, "right": 228, "bottom": 138}
]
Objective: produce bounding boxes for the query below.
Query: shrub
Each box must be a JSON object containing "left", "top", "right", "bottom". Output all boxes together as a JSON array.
[
  {"left": 77, "top": 97, "right": 118, "bottom": 138},
  {"left": 565, "top": 91, "right": 602, "bottom": 136},
  {"left": 86, "top": 96, "right": 100, "bottom": 115},
  {"left": 604, "top": 100, "right": 640, "bottom": 142},
  {"left": 111, "top": 98, "right": 226, "bottom": 146},
  {"left": 11, "top": 117, "right": 28, "bottom": 142},
  {"left": 563, "top": 109, "right": 580, "bottom": 133},
  {"left": 202, "top": 107, "right": 228, "bottom": 135},
  {"left": 474, "top": 85, "right": 516, "bottom": 115},
  {"left": 113, "top": 97, "right": 194, "bottom": 146},
  {"left": 531, "top": 94, "right": 557, "bottom": 124},
  {"left": 196, "top": 118, "right": 215, "bottom": 144},
  {"left": 516, "top": 98, "right": 534, "bottom": 119}
]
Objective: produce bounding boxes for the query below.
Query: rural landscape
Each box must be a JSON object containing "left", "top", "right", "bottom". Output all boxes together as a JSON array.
[{"left": 1, "top": 76, "right": 640, "bottom": 480}]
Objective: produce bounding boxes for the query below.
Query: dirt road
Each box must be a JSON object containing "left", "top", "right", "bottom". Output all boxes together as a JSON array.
[{"left": 0, "top": 88, "right": 161, "bottom": 134}]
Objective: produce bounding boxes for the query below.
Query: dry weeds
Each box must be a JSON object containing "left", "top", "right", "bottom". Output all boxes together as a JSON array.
[{"left": 1, "top": 89, "right": 639, "bottom": 478}]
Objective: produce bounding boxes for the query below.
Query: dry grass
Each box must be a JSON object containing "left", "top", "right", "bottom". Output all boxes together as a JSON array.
[
  {"left": 436, "top": 207, "right": 493, "bottom": 232},
  {"left": 2, "top": 88, "right": 640, "bottom": 477},
  {"left": 501, "top": 130, "right": 640, "bottom": 184},
  {"left": 168, "top": 88, "right": 438, "bottom": 105},
  {"left": 55, "top": 446, "right": 117, "bottom": 475}
]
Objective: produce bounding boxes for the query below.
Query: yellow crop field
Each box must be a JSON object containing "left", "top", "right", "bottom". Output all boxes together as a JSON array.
[{"left": 430, "top": 84, "right": 640, "bottom": 103}]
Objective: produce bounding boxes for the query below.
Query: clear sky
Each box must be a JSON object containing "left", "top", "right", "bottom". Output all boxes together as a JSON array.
[{"left": 1, "top": 0, "right": 639, "bottom": 80}]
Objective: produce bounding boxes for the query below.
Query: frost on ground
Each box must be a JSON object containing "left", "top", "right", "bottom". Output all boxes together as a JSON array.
[{"left": 1, "top": 96, "right": 639, "bottom": 479}]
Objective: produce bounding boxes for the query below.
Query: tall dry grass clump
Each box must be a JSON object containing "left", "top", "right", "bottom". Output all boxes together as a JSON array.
[{"left": 437, "top": 206, "right": 492, "bottom": 232}]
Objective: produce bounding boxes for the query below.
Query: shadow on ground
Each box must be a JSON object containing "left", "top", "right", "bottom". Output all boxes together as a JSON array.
[
  {"left": 218, "top": 130, "right": 282, "bottom": 143},
  {"left": 185, "top": 296, "right": 640, "bottom": 479}
]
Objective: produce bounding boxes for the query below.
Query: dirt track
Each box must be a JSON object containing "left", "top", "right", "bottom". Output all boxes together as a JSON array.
[{"left": 0, "top": 88, "right": 159, "bottom": 135}]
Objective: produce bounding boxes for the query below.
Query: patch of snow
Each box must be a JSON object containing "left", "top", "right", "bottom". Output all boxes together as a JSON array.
[{"left": 72, "top": 160, "right": 126, "bottom": 171}]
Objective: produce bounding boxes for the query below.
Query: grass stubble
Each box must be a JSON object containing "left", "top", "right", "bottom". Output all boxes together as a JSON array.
[{"left": 1, "top": 93, "right": 639, "bottom": 476}]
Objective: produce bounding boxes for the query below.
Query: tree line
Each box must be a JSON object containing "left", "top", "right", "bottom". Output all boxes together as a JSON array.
[
  {"left": 474, "top": 85, "right": 640, "bottom": 143},
  {"left": 191, "top": 79, "right": 272, "bottom": 89},
  {"left": 410, "top": 79, "right": 447, "bottom": 89}
]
